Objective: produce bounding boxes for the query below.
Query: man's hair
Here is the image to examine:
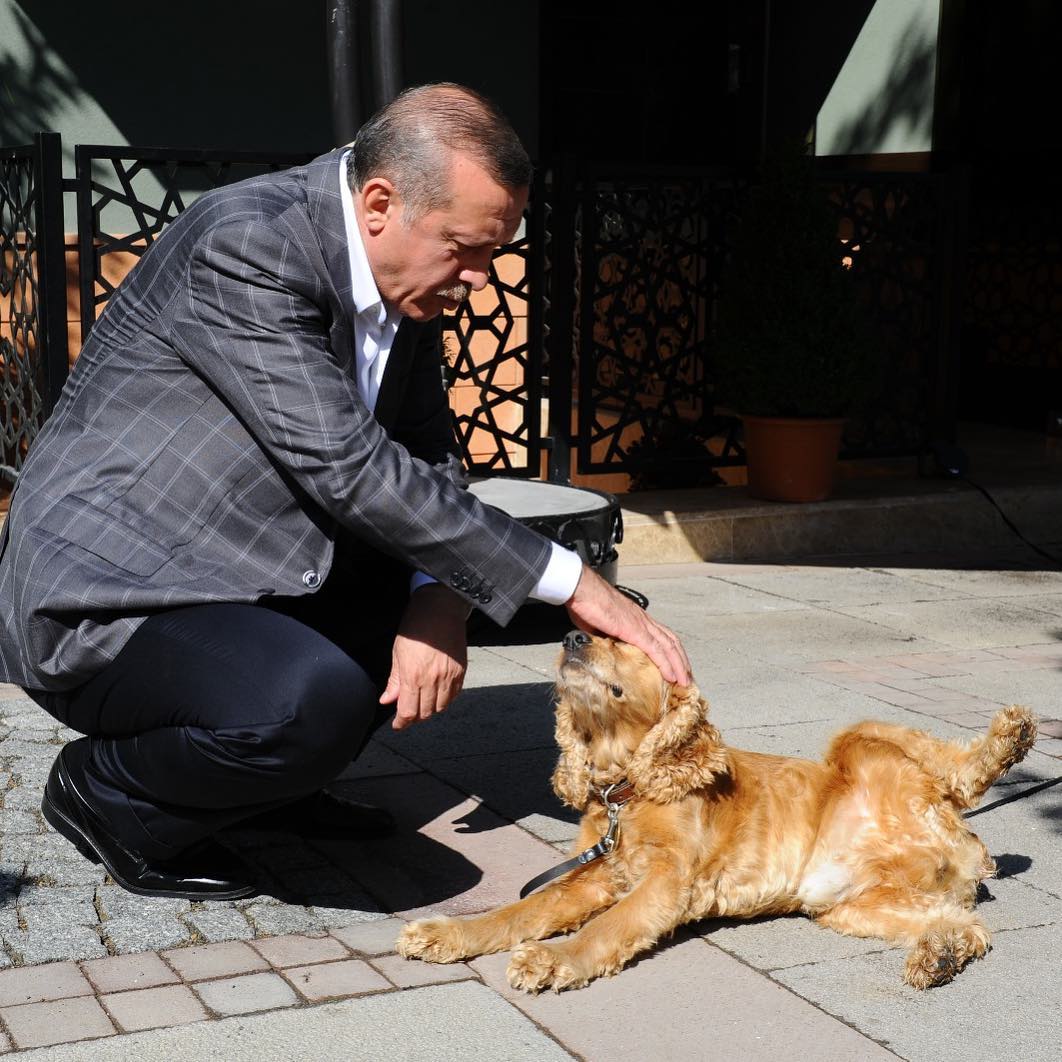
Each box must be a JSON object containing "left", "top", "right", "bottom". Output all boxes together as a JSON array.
[{"left": 347, "top": 83, "right": 531, "bottom": 221}]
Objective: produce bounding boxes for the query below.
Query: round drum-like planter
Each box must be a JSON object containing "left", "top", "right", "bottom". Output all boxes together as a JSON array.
[{"left": 742, "top": 416, "right": 845, "bottom": 503}]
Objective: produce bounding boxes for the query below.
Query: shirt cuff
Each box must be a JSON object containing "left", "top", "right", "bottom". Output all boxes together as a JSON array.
[
  {"left": 410, "top": 571, "right": 438, "bottom": 594},
  {"left": 528, "top": 541, "right": 583, "bottom": 605}
]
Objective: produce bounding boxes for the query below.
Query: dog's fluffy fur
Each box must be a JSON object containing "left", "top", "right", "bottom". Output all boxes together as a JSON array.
[{"left": 398, "top": 636, "right": 1036, "bottom": 992}]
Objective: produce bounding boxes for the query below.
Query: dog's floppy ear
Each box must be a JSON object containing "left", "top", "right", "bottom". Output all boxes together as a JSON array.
[
  {"left": 626, "top": 684, "right": 729, "bottom": 803},
  {"left": 551, "top": 694, "right": 592, "bottom": 810}
]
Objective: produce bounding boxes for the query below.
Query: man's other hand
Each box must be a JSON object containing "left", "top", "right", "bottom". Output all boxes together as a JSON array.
[
  {"left": 565, "top": 566, "right": 691, "bottom": 685},
  {"left": 381, "top": 584, "right": 469, "bottom": 730}
]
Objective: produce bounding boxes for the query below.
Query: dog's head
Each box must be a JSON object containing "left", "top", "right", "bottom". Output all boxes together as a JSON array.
[{"left": 551, "top": 632, "right": 729, "bottom": 809}]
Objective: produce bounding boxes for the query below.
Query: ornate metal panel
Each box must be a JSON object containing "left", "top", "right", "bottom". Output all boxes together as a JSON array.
[
  {"left": 443, "top": 214, "right": 541, "bottom": 476},
  {"left": 572, "top": 167, "right": 745, "bottom": 478},
  {"left": 0, "top": 134, "right": 67, "bottom": 484},
  {"left": 961, "top": 170, "right": 1061, "bottom": 427},
  {"left": 822, "top": 171, "right": 953, "bottom": 456}
]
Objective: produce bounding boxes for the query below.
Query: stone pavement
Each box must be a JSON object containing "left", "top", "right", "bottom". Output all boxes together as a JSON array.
[{"left": 0, "top": 548, "right": 1060, "bottom": 1058}]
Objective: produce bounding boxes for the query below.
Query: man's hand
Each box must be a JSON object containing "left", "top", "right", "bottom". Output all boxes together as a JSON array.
[
  {"left": 565, "top": 566, "right": 691, "bottom": 685},
  {"left": 380, "top": 584, "right": 469, "bottom": 730}
]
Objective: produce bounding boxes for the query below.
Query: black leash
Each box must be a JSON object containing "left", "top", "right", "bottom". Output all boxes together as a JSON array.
[
  {"left": 963, "top": 774, "right": 1062, "bottom": 819},
  {"left": 519, "top": 781, "right": 633, "bottom": 899}
]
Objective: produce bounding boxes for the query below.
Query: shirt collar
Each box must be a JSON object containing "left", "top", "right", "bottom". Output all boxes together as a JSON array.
[{"left": 339, "top": 151, "right": 389, "bottom": 329}]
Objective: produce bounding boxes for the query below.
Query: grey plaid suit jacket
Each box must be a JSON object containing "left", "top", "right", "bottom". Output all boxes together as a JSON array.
[{"left": 0, "top": 148, "right": 552, "bottom": 691}]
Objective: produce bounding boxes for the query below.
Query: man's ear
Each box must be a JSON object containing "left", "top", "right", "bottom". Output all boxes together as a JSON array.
[
  {"left": 626, "top": 684, "right": 729, "bottom": 803},
  {"left": 360, "top": 177, "right": 396, "bottom": 234}
]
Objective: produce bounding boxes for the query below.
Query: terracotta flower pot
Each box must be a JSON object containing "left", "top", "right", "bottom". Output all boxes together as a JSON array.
[{"left": 742, "top": 415, "right": 845, "bottom": 503}]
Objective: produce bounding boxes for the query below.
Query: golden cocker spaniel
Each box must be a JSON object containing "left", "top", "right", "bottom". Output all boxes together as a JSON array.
[{"left": 398, "top": 633, "right": 1036, "bottom": 992}]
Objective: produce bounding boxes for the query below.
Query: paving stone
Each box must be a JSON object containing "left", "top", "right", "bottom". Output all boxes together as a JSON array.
[
  {"left": 103, "top": 918, "right": 190, "bottom": 955},
  {"left": 96, "top": 886, "right": 190, "bottom": 922},
  {"left": 1, "top": 787, "right": 46, "bottom": 810},
  {"left": 425, "top": 747, "right": 579, "bottom": 844},
  {"left": 10, "top": 980, "right": 573, "bottom": 1062},
  {"left": 772, "top": 923, "right": 1062, "bottom": 1062},
  {"left": 10, "top": 885, "right": 94, "bottom": 907},
  {"left": 102, "top": 984, "right": 208, "bottom": 1032},
  {"left": 250, "top": 932, "right": 349, "bottom": 968},
  {"left": 181, "top": 906, "right": 254, "bottom": 943},
  {"left": 27, "top": 858, "right": 108, "bottom": 887},
  {"left": 473, "top": 933, "right": 895, "bottom": 1062},
  {"left": 316, "top": 773, "right": 559, "bottom": 919},
  {"left": 81, "top": 952, "right": 179, "bottom": 994},
  {"left": 271, "top": 864, "right": 367, "bottom": 901},
  {"left": 243, "top": 902, "right": 318, "bottom": 937},
  {"left": 334, "top": 739, "right": 422, "bottom": 780},
  {"left": 0, "top": 810, "right": 40, "bottom": 836},
  {"left": 372, "top": 952, "right": 478, "bottom": 988},
  {"left": 162, "top": 940, "right": 269, "bottom": 981},
  {"left": 330, "top": 917, "right": 405, "bottom": 956},
  {"left": 9, "top": 924, "right": 108, "bottom": 964},
  {"left": 701, "top": 912, "right": 900, "bottom": 972},
  {"left": 0, "top": 961, "right": 92, "bottom": 1007},
  {"left": 192, "top": 971, "right": 298, "bottom": 1016},
  {"left": 1, "top": 996, "right": 115, "bottom": 1049},
  {"left": 308, "top": 901, "right": 384, "bottom": 930},
  {"left": 282, "top": 958, "right": 391, "bottom": 1001}
]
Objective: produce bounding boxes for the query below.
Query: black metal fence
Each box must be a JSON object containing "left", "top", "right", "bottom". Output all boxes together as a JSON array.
[
  {"left": 1, "top": 134, "right": 970, "bottom": 490},
  {"left": 0, "top": 132, "right": 68, "bottom": 482}
]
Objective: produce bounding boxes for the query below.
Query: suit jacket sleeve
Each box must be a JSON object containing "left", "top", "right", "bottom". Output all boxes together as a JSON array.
[{"left": 168, "top": 216, "right": 550, "bottom": 622}]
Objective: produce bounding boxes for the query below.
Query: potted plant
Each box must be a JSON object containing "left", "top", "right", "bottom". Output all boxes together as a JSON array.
[{"left": 713, "top": 151, "right": 879, "bottom": 502}]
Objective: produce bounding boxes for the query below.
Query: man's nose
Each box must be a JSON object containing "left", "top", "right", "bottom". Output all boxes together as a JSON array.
[
  {"left": 563, "top": 630, "right": 591, "bottom": 652},
  {"left": 459, "top": 267, "right": 490, "bottom": 292}
]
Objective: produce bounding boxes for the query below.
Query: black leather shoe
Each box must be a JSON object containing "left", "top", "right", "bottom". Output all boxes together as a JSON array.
[
  {"left": 42, "top": 741, "right": 258, "bottom": 901},
  {"left": 238, "top": 790, "right": 397, "bottom": 839}
]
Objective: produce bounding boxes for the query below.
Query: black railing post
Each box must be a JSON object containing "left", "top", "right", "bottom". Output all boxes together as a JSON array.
[
  {"left": 367, "top": 0, "right": 404, "bottom": 109},
  {"left": 33, "top": 132, "right": 69, "bottom": 417},
  {"left": 74, "top": 145, "right": 97, "bottom": 344},
  {"left": 932, "top": 166, "right": 969, "bottom": 446},
  {"left": 546, "top": 155, "right": 576, "bottom": 483},
  {"left": 326, "top": 0, "right": 365, "bottom": 145}
]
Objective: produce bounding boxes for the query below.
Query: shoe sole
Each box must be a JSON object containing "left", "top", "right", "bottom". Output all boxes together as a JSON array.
[{"left": 43, "top": 773, "right": 257, "bottom": 902}]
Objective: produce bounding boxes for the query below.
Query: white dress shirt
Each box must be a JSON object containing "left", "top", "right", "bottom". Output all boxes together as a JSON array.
[{"left": 338, "top": 154, "right": 582, "bottom": 606}]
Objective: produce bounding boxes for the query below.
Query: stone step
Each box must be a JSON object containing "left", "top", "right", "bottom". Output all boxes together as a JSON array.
[{"left": 618, "top": 472, "right": 1062, "bottom": 565}]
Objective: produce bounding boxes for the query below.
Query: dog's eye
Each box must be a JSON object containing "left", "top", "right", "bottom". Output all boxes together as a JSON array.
[{"left": 610, "top": 684, "right": 624, "bottom": 698}]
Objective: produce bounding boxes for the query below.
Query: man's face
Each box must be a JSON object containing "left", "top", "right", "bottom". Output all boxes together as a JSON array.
[{"left": 356, "top": 151, "right": 528, "bottom": 320}]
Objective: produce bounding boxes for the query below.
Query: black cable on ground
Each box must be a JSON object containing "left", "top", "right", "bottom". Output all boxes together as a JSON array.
[
  {"left": 964, "top": 774, "right": 1062, "bottom": 818},
  {"left": 962, "top": 476, "right": 1062, "bottom": 568}
]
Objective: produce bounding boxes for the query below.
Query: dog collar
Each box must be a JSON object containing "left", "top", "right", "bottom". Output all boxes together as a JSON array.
[{"left": 518, "top": 779, "right": 634, "bottom": 899}]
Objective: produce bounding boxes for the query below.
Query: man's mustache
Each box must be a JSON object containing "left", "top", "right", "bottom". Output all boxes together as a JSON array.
[{"left": 436, "top": 281, "right": 471, "bottom": 302}]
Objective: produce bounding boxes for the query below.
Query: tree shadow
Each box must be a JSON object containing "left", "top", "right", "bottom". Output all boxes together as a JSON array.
[
  {"left": 822, "top": 15, "right": 937, "bottom": 156},
  {"left": 0, "top": 6, "right": 80, "bottom": 147}
]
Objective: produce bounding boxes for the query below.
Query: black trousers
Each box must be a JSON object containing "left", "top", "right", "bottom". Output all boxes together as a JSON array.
[{"left": 31, "top": 553, "right": 409, "bottom": 859}]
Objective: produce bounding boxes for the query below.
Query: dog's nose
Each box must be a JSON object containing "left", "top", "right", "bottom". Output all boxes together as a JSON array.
[{"left": 563, "top": 630, "right": 592, "bottom": 652}]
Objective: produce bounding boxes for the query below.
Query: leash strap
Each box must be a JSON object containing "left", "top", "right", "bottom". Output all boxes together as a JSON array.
[
  {"left": 519, "top": 781, "right": 630, "bottom": 899},
  {"left": 963, "top": 774, "right": 1062, "bottom": 819}
]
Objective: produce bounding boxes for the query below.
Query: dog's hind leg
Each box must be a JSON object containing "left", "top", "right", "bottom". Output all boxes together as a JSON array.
[
  {"left": 828, "top": 706, "right": 1036, "bottom": 808},
  {"left": 816, "top": 888, "right": 990, "bottom": 989},
  {"left": 397, "top": 862, "right": 617, "bottom": 964}
]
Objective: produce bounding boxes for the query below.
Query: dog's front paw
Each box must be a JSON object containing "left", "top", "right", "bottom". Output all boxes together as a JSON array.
[
  {"left": 396, "top": 918, "right": 472, "bottom": 963},
  {"left": 507, "top": 942, "right": 586, "bottom": 994}
]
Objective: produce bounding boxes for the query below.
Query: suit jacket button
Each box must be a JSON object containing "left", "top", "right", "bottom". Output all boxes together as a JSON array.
[
  {"left": 302, "top": 569, "right": 322, "bottom": 589},
  {"left": 481, "top": 591, "right": 492, "bottom": 603}
]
